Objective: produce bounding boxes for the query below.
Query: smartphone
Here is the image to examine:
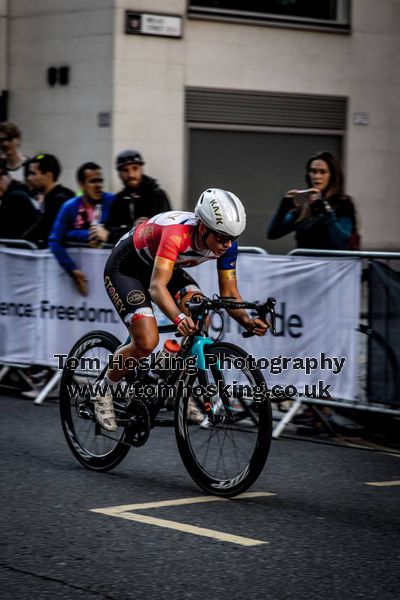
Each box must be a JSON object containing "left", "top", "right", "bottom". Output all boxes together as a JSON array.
[{"left": 293, "top": 189, "right": 315, "bottom": 205}]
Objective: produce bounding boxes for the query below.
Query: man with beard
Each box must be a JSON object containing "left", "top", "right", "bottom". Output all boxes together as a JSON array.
[{"left": 104, "top": 149, "right": 171, "bottom": 244}]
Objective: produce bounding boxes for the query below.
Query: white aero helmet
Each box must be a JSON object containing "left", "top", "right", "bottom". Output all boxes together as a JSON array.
[{"left": 194, "top": 188, "right": 246, "bottom": 237}]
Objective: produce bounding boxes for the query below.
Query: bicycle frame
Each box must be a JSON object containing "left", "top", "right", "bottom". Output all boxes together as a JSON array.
[{"left": 59, "top": 295, "right": 276, "bottom": 495}]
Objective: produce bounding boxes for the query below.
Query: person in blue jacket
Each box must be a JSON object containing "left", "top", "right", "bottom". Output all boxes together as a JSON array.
[{"left": 49, "top": 162, "right": 114, "bottom": 295}]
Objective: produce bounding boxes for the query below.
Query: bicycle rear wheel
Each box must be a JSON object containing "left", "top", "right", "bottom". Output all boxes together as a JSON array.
[
  {"left": 175, "top": 342, "right": 272, "bottom": 497},
  {"left": 59, "top": 330, "right": 131, "bottom": 471}
]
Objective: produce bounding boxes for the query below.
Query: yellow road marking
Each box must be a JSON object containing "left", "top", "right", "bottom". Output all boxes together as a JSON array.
[
  {"left": 337, "top": 437, "right": 400, "bottom": 457},
  {"left": 365, "top": 480, "right": 400, "bottom": 487},
  {"left": 90, "top": 491, "right": 274, "bottom": 546},
  {"left": 107, "top": 512, "right": 266, "bottom": 546}
]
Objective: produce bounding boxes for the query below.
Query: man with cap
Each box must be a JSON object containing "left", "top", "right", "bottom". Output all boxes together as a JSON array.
[{"left": 104, "top": 149, "right": 171, "bottom": 244}]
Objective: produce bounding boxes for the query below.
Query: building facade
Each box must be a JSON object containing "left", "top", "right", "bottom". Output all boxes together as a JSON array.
[{"left": 2, "top": 0, "right": 399, "bottom": 251}]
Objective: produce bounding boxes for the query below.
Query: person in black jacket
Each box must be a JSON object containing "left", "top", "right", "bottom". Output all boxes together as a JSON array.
[
  {"left": 23, "top": 154, "right": 75, "bottom": 248},
  {"left": 104, "top": 149, "right": 171, "bottom": 244},
  {"left": 267, "top": 151, "right": 359, "bottom": 250},
  {"left": 0, "top": 160, "right": 39, "bottom": 239}
]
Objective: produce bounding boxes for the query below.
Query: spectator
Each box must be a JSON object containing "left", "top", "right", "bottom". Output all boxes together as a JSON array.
[
  {"left": 23, "top": 154, "right": 75, "bottom": 248},
  {"left": 0, "top": 122, "right": 30, "bottom": 183},
  {"left": 0, "top": 159, "right": 39, "bottom": 239},
  {"left": 104, "top": 149, "right": 171, "bottom": 244},
  {"left": 49, "top": 162, "right": 113, "bottom": 296},
  {"left": 267, "top": 151, "right": 359, "bottom": 250}
]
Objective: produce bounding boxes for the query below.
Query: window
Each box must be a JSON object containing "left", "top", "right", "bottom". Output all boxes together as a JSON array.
[{"left": 188, "top": 1, "right": 350, "bottom": 31}]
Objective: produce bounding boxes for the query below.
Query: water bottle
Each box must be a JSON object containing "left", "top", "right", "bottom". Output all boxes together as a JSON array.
[{"left": 154, "top": 339, "right": 180, "bottom": 378}]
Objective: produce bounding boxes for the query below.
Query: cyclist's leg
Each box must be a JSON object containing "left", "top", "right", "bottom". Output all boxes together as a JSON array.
[
  {"left": 103, "top": 270, "right": 159, "bottom": 382},
  {"left": 168, "top": 268, "right": 205, "bottom": 316},
  {"left": 167, "top": 270, "right": 207, "bottom": 422},
  {"left": 95, "top": 242, "right": 157, "bottom": 430},
  {"left": 107, "top": 313, "right": 159, "bottom": 382}
]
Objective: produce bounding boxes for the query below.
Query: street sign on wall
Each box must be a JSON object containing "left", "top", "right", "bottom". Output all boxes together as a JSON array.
[{"left": 125, "top": 11, "right": 183, "bottom": 39}]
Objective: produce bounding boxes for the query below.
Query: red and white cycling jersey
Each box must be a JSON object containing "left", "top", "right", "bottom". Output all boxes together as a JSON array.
[{"left": 133, "top": 211, "right": 238, "bottom": 272}]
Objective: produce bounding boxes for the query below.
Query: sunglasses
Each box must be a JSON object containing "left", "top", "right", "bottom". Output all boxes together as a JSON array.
[
  {"left": 209, "top": 229, "right": 238, "bottom": 244},
  {"left": 0, "top": 136, "right": 14, "bottom": 143}
]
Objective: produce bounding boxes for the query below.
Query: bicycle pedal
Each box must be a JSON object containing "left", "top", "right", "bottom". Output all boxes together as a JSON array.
[{"left": 78, "top": 408, "right": 94, "bottom": 420}]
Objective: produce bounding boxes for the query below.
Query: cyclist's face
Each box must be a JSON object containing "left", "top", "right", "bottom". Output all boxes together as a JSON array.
[
  {"left": 118, "top": 163, "right": 143, "bottom": 189},
  {"left": 81, "top": 169, "right": 104, "bottom": 201},
  {"left": 308, "top": 159, "right": 330, "bottom": 192},
  {"left": 205, "top": 229, "right": 237, "bottom": 255}
]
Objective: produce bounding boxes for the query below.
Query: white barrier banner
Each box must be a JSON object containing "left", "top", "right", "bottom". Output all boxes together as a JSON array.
[
  {"left": 0, "top": 248, "right": 125, "bottom": 366},
  {"left": 189, "top": 255, "right": 361, "bottom": 401},
  {"left": 0, "top": 248, "right": 361, "bottom": 401}
]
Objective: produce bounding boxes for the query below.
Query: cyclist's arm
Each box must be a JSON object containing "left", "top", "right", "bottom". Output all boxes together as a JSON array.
[
  {"left": 218, "top": 271, "right": 252, "bottom": 327},
  {"left": 218, "top": 271, "right": 268, "bottom": 336},
  {"left": 149, "top": 262, "right": 181, "bottom": 323},
  {"left": 149, "top": 261, "right": 196, "bottom": 335}
]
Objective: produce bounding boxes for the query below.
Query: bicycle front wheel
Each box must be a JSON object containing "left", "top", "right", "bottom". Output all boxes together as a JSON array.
[
  {"left": 59, "top": 330, "right": 131, "bottom": 471},
  {"left": 175, "top": 342, "right": 272, "bottom": 497}
]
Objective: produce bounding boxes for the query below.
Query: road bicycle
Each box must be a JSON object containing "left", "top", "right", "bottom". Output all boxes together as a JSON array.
[{"left": 59, "top": 296, "right": 277, "bottom": 497}]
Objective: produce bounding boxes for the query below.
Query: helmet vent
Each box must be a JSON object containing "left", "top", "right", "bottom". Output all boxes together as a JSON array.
[{"left": 224, "top": 191, "right": 240, "bottom": 221}]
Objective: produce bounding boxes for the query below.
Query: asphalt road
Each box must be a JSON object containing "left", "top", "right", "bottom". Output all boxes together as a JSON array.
[{"left": 1, "top": 394, "right": 399, "bottom": 600}]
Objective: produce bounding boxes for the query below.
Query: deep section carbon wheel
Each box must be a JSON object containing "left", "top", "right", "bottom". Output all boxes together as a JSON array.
[
  {"left": 59, "top": 330, "right": 132, "bottom": 471},
  {"left": 175, "top": 342, "right": 272, "bottom": 497}
]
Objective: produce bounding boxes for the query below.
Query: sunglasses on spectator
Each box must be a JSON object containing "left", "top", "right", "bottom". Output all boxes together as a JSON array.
[
  {"left": 87, "top": 177, "right": 104, "bottom": 184},
  {"left": 208, "top": 229, "right": 239, "bottom": 244}
]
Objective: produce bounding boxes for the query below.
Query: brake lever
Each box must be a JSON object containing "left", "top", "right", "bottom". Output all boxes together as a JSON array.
[
  {"left": 266, "top": 297, "right": 277, "bottom": 336},
  {"left": 242, "top": 296, "right": 277, "bottom": 338}
]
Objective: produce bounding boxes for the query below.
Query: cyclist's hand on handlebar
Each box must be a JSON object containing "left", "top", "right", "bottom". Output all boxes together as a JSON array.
[
  {"left": 244, "top": 317, "right": 269, "bottom": 336},
  {"left": 177, "top": 315, "right": 197, "bottom": 336}
]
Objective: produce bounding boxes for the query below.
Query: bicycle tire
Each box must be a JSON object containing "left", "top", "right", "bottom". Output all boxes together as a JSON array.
[
  {"left": 175, "top": 342, "right": 272, "bottom": 497},
  {"left": 59, "top": 330, "right": 132, "bottom": 471}
]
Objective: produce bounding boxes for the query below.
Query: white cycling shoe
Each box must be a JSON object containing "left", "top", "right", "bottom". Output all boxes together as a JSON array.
[
  {"left": 164, "top": 396, "right": 206, "bottom": 424},
  {"left": 187, "top": 398, "right": 206, "bottom": 424},
  {"left": 93, "top": 391, "right": 117, "bottom": 432}
]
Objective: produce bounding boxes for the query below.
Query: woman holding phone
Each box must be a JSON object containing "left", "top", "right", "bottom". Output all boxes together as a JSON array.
[{"left": 266, "top": 151, "right": 359, "bottom": 250}]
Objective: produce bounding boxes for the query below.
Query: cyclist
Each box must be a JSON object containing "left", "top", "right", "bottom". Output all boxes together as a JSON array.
[{"left": 95, "top": 188, "right": 269, "bottom": 431}]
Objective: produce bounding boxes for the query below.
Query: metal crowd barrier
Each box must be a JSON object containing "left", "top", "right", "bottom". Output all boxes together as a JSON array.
[
  {"left": 0, "top": 238, "right": 39, "bottom": 250},
  {"left": 0, "top": 239, "right": 50, "bottom": 400},
  {"left": 3, "top": 241, "right": 399, "bottom": 427},
  {"left": 238, "top": 246, "right": 268, "bottom": 254},
  {"left": 272, "top": 248, "right": 400, "bottom": 438}
]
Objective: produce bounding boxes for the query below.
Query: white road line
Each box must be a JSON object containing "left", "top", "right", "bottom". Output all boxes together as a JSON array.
[
  {"left": 365, "top": 480, "right": 400, "bottom": 487},
  {"left": 90, "top": 491, "right": 274, "bottom": 546}
]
